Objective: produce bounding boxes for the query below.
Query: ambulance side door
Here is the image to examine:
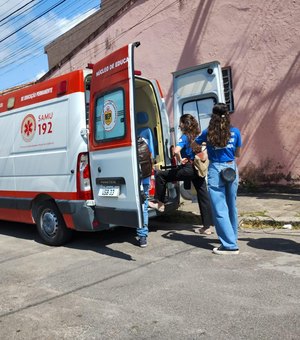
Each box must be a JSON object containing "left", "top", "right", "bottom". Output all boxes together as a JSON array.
[{"left": 89, "top": 43, "right": 143, "bottom": 228}]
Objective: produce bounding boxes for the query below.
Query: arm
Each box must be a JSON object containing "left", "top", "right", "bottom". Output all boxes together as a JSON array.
[
  {"left": 174, "top": 145, "right": 189, "bottom": 165},
  {"left": 235, "top": 129, "right": 242, "bottom": 158},
  {"left": 174, "top": 145, "right": 182, "bottom": 163},
  {"left": 235, "top": 147, "right": 241, "bottom": 158}
]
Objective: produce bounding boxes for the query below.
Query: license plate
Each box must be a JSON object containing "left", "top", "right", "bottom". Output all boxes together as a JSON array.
[{"left": 98, "top": 186, "right": 120, "bottom": 197}]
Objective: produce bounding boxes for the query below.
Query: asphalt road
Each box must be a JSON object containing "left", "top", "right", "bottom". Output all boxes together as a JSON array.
[{"left": 0, "top": 217, "right": 299, "bottom": 340}]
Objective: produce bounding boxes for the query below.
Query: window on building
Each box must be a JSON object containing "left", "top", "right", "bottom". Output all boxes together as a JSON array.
[{"left": 222, "top": 67, "right": 234, "bottom": 113}]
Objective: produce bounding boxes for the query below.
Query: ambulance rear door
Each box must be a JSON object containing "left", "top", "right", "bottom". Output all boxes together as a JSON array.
[
  {"left": 173, "top": 61, "right": 225, "bottom": 200},
  {"left": 173, "top": 61, "right": 225, "bottom": 138},
  {"left": 89, "top": 42, "right": 143, "bottom": 228}
]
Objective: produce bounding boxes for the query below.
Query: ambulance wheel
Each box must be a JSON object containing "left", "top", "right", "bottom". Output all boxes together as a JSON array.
[{"left": 36, "top": 201, "right": 73, "bottom": 246}]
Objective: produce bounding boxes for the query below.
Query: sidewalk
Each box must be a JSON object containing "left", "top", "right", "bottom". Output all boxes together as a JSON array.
[
  {"left": 237, "top": 191, "right": 300, "bottom": 225},
  {"left": 178, "top": 190, "right": 300, "bottom": 228}
]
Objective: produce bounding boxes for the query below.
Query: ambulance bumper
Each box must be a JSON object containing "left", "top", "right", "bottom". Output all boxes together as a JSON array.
[{"left": 56, "top": 200, "right": 107, "bottom": 231}]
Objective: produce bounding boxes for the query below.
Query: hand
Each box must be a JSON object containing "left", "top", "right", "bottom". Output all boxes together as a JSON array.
[{"left": 181, "top": 158, "right": 188, "bottom": 165}]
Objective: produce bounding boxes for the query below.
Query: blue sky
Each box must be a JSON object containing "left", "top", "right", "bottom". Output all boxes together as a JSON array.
[{"left": 0, "top": 0, "right": 100, "bottom": 91}]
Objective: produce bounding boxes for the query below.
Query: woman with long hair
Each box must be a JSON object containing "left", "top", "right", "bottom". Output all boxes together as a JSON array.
[
  {"left": 149, "top": 113, "right": 213, "bottom": 234},
  {"left": 194, "top": 103, "right": 242, "bottom": 254}
]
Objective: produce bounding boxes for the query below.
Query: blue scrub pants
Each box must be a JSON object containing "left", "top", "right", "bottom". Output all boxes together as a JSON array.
[{"left": 207, "top": 162, "right": 239, "bottom": 249}]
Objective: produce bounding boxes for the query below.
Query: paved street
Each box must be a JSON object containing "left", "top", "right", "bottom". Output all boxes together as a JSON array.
[{"left": 0, "top": 201, "right": 299, "bottom": 340}]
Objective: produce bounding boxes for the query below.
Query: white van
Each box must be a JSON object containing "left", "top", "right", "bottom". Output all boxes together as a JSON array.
[{"left": 0, "top": 42, "right": 179, "bottom": 245}]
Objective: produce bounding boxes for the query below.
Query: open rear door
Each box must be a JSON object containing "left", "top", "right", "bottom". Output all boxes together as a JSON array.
[
  {"left": 173, "top": 61, "right": 225, "bottom": 137},
  {"left": 173, "top": 61, "right": 225, "bottom": 200},
  {"left": 89, "top": 42, "right": 143, "bottom": 228}
]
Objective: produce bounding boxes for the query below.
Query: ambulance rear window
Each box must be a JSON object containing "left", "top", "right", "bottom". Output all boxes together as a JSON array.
[
  {"left": 182, "top": 97, "right": 216, "bottom": 131},
  {"left": 94, "top": 89, "right": 125, "bottom": 142}
]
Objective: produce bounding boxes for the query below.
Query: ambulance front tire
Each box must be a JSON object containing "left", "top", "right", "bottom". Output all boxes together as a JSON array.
[{"left": 36, "top": 201, "right": 73, "bottom": 246}]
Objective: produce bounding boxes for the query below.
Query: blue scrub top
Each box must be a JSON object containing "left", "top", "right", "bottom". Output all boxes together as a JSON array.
[
  {"left": 195, "top": 127, "right": 242, "bottom": 162},
  {"left": 177, "top": 134, "right": 194, "bottom": 160}
]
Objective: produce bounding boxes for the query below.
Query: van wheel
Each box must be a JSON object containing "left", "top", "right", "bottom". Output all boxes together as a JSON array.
[{"left": 36, "top": 201, "right": 73, "bottom": 246}]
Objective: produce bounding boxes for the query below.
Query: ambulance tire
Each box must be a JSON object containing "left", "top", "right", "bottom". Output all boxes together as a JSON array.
[{"left": 36, "top": 201, "right": 73, "bottom": 246}]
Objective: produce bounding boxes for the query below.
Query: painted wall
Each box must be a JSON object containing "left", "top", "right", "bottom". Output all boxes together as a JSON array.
[{"left": 49, "top": 0, "right": 300, "bottom": 185}]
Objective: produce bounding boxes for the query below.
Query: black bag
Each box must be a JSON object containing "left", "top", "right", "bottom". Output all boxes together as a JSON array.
[
  {"left": 137, "top": 137, "right": 152, "bottom": 178},
  {"left": 221, "top": 167, "right": 236, "bottom": 182}
]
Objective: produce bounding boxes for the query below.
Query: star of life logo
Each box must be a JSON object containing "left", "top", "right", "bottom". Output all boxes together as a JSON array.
[{"left": 21, "top": 114, "right": 36, "bottom": 142}]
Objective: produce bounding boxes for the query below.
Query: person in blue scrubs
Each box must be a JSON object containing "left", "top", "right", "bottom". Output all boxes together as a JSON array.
[
  {"left": 195, "top": 103, "right": 242, "bottom": 255},
  {"left": 149, "top": 114, "right": 214, "bottom": 233}
]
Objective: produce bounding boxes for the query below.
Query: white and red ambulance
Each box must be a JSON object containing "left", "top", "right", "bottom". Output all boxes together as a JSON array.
[
  {"left": 0, "top": 42, "right": 178, "bottom": 245},
  {"left": 0, "top": 42, "right": 227, "bottom": 245}
]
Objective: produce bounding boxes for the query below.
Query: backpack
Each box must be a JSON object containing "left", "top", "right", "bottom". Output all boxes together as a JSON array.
[{"left": 137, "top": 136, "right": 152, "bottom": 178}]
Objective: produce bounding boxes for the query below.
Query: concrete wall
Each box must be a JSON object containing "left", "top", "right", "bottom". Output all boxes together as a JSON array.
[{"left": 47, "top": 0, "right": 300, "bottom": 185}]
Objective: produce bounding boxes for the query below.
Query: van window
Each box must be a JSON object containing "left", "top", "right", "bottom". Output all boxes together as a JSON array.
[
  {"left": 182, "top": 97, "right": 216, "bottom": 131},
  {"left": 94, "top": 89, "right": 125, "bottom": 142}
]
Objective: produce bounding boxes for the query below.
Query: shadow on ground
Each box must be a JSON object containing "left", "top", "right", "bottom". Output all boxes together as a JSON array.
[
  {"left": 239, "top": 237, "right": 300, "bottom": 255},
  {"left": 0, "top": 220, "right": 137, "bottom": 261},
  {"left": 161, "top": 230, "right": 217, "bottom": 250},
  {"left": 151, "top": 209, "right": 201, "bottom": 227}
]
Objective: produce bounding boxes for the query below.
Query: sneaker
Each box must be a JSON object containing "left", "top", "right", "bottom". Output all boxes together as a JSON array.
[
  {"left": 139, "top": 236, "right": 148, "bottom": 248},
  {"left": 212, "top": 246, "right": 239, "bottom": 255}
]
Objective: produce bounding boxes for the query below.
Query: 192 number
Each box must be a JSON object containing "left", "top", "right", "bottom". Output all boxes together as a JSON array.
[{"left": 38, "top": 122, "right": 53, "bottom": 135}]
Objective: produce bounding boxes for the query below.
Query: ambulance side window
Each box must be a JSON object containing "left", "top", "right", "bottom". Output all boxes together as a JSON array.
[{"left": 94, "top": 89, "right": 125, "bottom": 142}]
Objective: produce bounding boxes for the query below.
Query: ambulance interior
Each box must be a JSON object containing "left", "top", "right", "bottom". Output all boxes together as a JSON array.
[{"left": 134, "top": 77, "right": 165, "bottom": 168}]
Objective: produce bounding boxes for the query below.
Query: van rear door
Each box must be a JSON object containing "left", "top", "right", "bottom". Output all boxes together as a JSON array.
[
  {"left": 173, "top": 61, "right": 225, "bottom": 136},
  {"left": 89, "top": 43, "right": 143, "bottom": 228},
  {"left": 173, "top": 61, "right": 225, "bottom": 200}
]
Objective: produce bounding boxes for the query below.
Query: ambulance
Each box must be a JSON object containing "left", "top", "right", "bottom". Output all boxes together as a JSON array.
[
  {"left": 0, "top": 42, "right": 228, "bottom": 246},
  {"left": 0, "top": 42, "right": 178, "bottom": 245}
]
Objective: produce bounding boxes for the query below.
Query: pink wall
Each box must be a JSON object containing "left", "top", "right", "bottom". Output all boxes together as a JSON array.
[{"left": 51, "top": 0, "right": 300, "bottom": 184}]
